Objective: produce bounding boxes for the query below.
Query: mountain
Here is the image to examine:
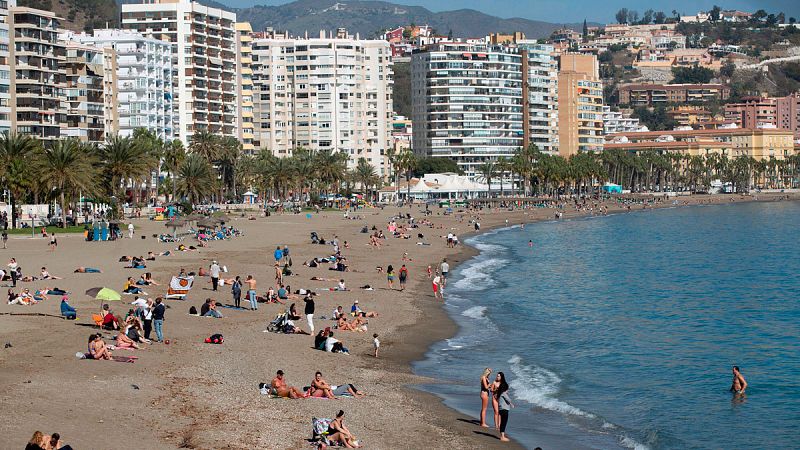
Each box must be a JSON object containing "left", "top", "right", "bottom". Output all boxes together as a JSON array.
[
  {"left": 19, "top": 0, "right": 119, "bottom": 32},
  {"left": 231, "top": 0, "right": 583, "bottom": 39}
]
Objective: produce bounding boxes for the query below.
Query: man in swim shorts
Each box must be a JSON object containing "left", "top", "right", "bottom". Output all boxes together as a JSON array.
[{"left": 730, "top": 366, "right": 747, "bottom": 395}]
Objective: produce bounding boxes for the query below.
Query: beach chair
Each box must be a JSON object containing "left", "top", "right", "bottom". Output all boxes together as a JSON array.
[{"left": 91, "top": 314, "right": 104, "bottom": 328}]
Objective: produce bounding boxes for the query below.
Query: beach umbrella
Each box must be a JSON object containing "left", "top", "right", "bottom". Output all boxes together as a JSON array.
[
  {"left": 197, "top": 218, "right": 217, "bottom": 229},
  {"left": 85, "top": 287, "right": 121, "bottom": 301}
]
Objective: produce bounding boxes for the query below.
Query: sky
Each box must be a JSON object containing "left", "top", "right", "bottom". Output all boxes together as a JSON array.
[{"left": 218, "top": 0, "right": 800, "bottom": 23}]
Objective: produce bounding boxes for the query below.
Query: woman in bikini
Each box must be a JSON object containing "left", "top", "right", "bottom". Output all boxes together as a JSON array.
[
  {"left": 89, "top": 334, "right": 112, "bottom": 360},
  {"left": 479, "top": 367, "right": 492, "bottom": 427},
  {"left": 115, "top": 326, "right": 140, "bottom": 350},
  {"left": 327, "top": 410, "right": 360, "bottom": 448},
  {"left": 337, "top": 315, "right": 357, "bottom": 331}
]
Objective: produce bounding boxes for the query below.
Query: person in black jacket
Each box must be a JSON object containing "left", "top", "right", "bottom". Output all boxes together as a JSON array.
[{"left": 152, "top": 297, "right": 166, "bottom": 342}]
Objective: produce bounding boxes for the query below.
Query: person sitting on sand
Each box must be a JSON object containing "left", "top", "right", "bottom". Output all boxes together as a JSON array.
[
  {"left": 335, "top": 279, "right": 348, "bottom": 291},
  {"left": 337, "top": 315, "right": 357, "bottom": 331},
  {"left": 137, "top": 272, "right": 159, "bottom": 286},
  {"left": 277, "top": 285, "right": 289, "bottom": 301},
  {"left": 314, "top": 328, "right": 331, "bottom": 350},
  {"left": 200, "top": 298, "right": 223, "bottom": 318},
  {"left": 332, "top": 305, "right": 345, "bottom": 320},
  {"left": 115, "top": 325, "right": 140, "bottom": 349},
  {"left": 40, "top": 267, "right": 62, "bottom": 280},
  {"left": 271, "top": 370, "right": 304, "bottom": 399},
  {"left": 326, "top": 410, "right": 361, "bottom": 448},
  {"left": 123, "top": 316, "right": 150, "bottom": 345},
  {"left": 32, "top": 288, "right": 48, "bottom": 302},
  {"left": 309, "top": 371, "right": 337, "bottom": 399},
  {"left": 101, "top": 304, "right": 120, "bottom": 330},
  {"left": 324, "top": 331, "right": 349, "bottom": 354},
  {"left": 123, "top": 277, "right": 143, "bottom": 294},
  {"left": 88, "top": 333, "right": 112, "bottom": 360},
  {"left": 74, "top": 267, "right": 102, "bottom": 273},
  {"left": 26, "top": 431, "right": 46, "bottom": 450},
  {"left": 60, "top": 296, "right": 76, "bottom": 320}
]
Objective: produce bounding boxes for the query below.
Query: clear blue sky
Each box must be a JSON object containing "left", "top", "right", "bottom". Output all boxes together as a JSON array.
[{"left": 217, "top": 0, "right": 800, "bottom": 23}]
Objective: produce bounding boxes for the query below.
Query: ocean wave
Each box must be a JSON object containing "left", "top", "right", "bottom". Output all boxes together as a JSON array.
[
  {"left": 451, "top": 257, "right": 508, "bottom": 290},
  {"left": 461, "top": 306, "right": 487, "bottom": 319},
  {"left": 507, "top": 355, "right": 650, "bottom": 450},
  {"left": 507, "top": 355, "right": 595, "bottom": 418}
]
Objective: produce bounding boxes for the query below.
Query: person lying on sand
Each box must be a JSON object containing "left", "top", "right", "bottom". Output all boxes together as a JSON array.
[
  {"left": 39, "top": 267, "right": 62, "bottom": 280},
  {"left": 271, "top": 370, "right": 304, "bottom": 399},
  {"left": 74, "top": 267, "right": 102, "bottom": 273}
]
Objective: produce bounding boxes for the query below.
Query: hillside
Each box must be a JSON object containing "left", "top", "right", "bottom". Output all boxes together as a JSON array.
[
  {"left": 234, "top": 0, "right": 583, "bottom": 39},
  {"left": 20, "top": 0, "right": 118, "bottom": 32}
]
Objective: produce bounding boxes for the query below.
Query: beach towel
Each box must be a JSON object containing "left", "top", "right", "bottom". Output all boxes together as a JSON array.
[
  {"left": 111, "top": 355, "right": 138, "bottom": 363},
  {"left": 167, "top": 276, "right": 194, "bottom": 300}
]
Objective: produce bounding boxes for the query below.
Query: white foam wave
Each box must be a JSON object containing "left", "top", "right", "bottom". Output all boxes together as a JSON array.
[
  {"left": 507, "top": 355, "right": 595, "bottom": 418},
  {"left": 507, "top": 356, "right": 650, "bottom": 450},
  {"left": 451, "top": 258, "right": 507, "bottom": 290},
  {"left": 620, "top": 436, "right": 650, "bottom": 450},
  {"left": 461, "top": 306, "right": 487, "bottom": 319}
]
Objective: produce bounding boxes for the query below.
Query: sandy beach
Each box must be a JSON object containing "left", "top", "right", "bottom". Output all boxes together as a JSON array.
[{"left": 1, "top": 192, "right": 796, "bottom": 449}]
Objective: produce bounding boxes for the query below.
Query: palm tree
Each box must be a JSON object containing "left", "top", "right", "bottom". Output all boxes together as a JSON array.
[
  {"left": 314, "top": 150, "right": 348, "bottom": 197},
  {"left": 393, "top": 148, "right": 417, "bottom": 200},
  {"left": 217, "top": 136, "right": 241, "bottom": 200},
  {"left": 189, "top": 130, "right": 219, "bottom": 164},
  {"left": 354, "top": 157, "right": 379, "bottom": 201},
  {"left": 96, "top": 136, "right": 154, "bottom": 207},
  {"left": 162, "top": 139, "right": 186, "bottom": 203},
  {"left": 132, "top": 128, "right": 163, "bottom": 205},
  {"left": 0, "top": 133, "right": 40, "bottom": 228},
  {"left": 177, "top": 153, "right": 216, "bottom": 205},
  {"left": 477, "top": 160, "right": 497, "bottom": 197},
  {"left": 37, "top": 139, "right": 98, "bottom": 228}
]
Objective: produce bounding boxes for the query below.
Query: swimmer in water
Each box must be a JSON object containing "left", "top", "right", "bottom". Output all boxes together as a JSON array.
[
  {"left": 730, "top": 366, "right": 747, "bottom": 395},
  {"left": 528, "top": 240, "right": 533, "bottom": 247}
]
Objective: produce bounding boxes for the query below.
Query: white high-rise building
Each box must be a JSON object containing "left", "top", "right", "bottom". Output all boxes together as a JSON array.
[
  {"left": 71, "top": 29, "right": 175, "bottom": 141},
  {"left": 0, "top": 0, "right": 13, "bottom": 135},
  {"left": 412, "top": 42, "right": 558, "bottom": 178},
  {"left": 121, "top": 0, "right": 237, "bottom": 145},
  {"left": 251, "top": 29, "right": 393, "bottom": 175}
]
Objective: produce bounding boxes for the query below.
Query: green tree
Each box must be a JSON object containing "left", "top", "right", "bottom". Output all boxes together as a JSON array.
[
  {"left": 96, "top": 136, "right": 153, "bottom": 211},
  {"left": 616, "top": 8, "right": 629, "bottom": 24},
  {"left": 37, "top": 139, "right": 98, "bottom": 228},
  {"left": 177, "top": 153, "right": 215, "bottom": 205},
  {"left": 671, "top": 66, "right": 714, "bottom": 83},
  {"left": 0, "top": 133, "right": 39, "bottom": 228},
  {"left": 162, "top": 139, "right": 186, "bottom": 202}
]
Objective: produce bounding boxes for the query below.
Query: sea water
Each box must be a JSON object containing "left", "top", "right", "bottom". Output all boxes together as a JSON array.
[{"left": 414, "top": 201, "right": 800, "bottom": 449}]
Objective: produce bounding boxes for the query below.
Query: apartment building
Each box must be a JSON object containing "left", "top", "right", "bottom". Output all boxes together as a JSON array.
[
  {"left": 619, "top": 83, "right": 731, "bottom": 106},
  {"left": 518, "top": 41, "right": 559, "bottom": 154},
  {"left": 558, "top": 53, "right": 603, "bottom": 157},
  {"left": 602, "top": 106, "right": 642, "bottom": 134},
  {"left": 667, "top": 105, "right": 716, "bottom": 128},
  {"left": 251, "top": 29, "right": 393, "bottom": 175},
  {"left": 71, "top": 29, "right": 174, "bottom": 141},
  {"left": 724, "top": 95, "right": 800, "bottom": 138},
  {"left": 235, "top": 22, "right": 254, "bottom": 154},
  {"left": 121, "top": 0, "right": 238, "bottom": 144},
  {"left": 8, "top": 6, "right": 66, "bottom": 141},
  {"left": 0, "top": 1, "right": 12, "bottom": 134},
  {"left": 605, "top": 127, "right": 795, "bottom": 160},
  {"left": 411, "top": 42, "right": 558, "bottom": 178},
  {"left": 60, "top": 39, "right": 115, "bottom": 143}
]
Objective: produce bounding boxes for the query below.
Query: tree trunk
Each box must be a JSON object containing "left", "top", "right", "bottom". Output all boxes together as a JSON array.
[
  {"left": 60, "top": 189, "right": 67, "bottom": 229},
  {"left": 10, "top": 193, "right": 17, "bottom": 229}
]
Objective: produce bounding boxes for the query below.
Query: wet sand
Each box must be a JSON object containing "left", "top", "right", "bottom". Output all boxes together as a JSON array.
[{"left": 0, "top": 193, "right": 794, "bottom": 449}]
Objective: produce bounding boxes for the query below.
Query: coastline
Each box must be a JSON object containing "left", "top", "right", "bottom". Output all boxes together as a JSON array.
[
  {"left": 1, "top": 193, "right": 798, "bottom": 449},
  {"left": 398, "top": 191, "right": 800, "bottom": 450}
]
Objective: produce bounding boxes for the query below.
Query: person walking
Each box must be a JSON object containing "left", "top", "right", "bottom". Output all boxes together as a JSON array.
[
  {"left": 494, "top": 371, "right": 514, "bottom": 442},
  {"left": 245, "top": 275, "right": 258, "bottom": 310},
  {"left": 273, "top": 246, "right": 283, "bottom": 264},
  {"left": 432, "top": 272, "right": 443, "bottom": 300},
  {"left": 128, "top": 222, "right": 135, "bottom": 239},
  {"left": 2, "top": 230, "right": 7, "bottom": 249},
  {"left": 209, "top": 260, "right": 221, "bottom": 291},
  {"left": 282, "top": 245, "right": 290, "bottom": 264},
  {"left": 152, "top": 297, "right": 166, "bottom": 343},
  {"left": 303, "top": 294, "right": 315, "bottom": 333},
  {"left": 440, "top": 258, "right": 449, "bottom": 286},
  {"left": 49, "top": 233, "right": 57, "bottom": 251},
  {"left": 231, "top": 275, "right": 242, "bottom": 308},
  {"left": 398, "top": 264, "right": 408, "bottom": 291}
]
